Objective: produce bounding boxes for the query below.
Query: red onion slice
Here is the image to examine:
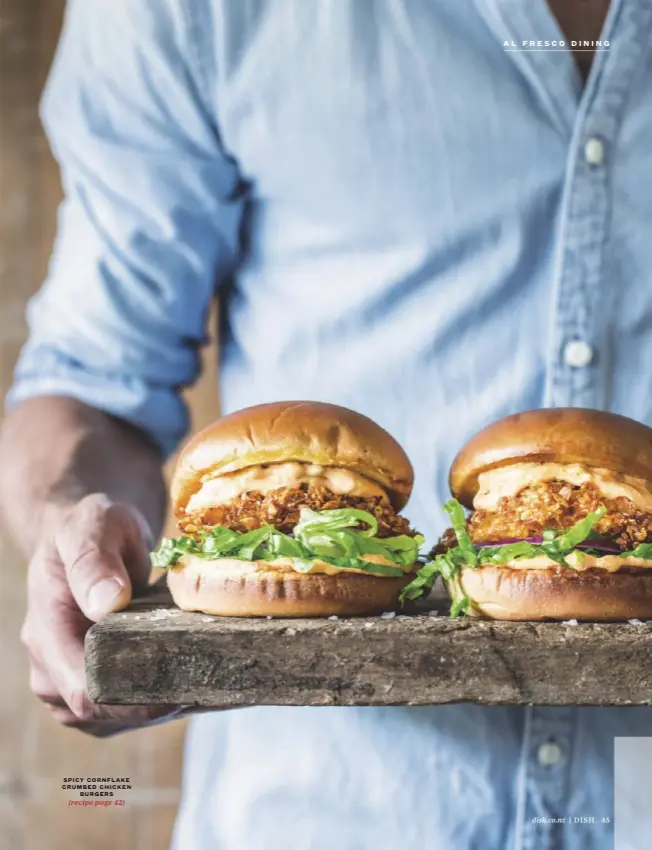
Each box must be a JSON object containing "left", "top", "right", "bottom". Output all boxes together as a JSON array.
[
  {"left": 474, "top": 537, "right": 622, "bottom": 554},
  {"left": 475, "top": 537, "right": 542, "bottom": 547},
  {"left": 576, "top": 539, "right": 622, "bottom": 554}
]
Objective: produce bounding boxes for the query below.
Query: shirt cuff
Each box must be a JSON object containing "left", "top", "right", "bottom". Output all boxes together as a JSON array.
[{"left": 5, "top": 345, "right": 189, "bottom": 459}]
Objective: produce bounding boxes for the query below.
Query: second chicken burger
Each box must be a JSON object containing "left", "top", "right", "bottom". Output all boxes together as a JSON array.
[{"left": 402, "top": 408, "right": 652, "bottom": 620}]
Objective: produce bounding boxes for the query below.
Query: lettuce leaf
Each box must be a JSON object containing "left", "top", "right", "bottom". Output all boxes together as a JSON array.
[
  {"left": 150, "top": 507, "right": 423, "bottom": 579},
  {"left": 399, "top": 559, "right": 442, "bottom": 602},
  {"left": 478, "top": 541, "right": 543, "bottom": 564},
  {"left": 550, "top": 506, "right": 607, "bottom": 553},
  {"left": 444, "top": 499, "right": 478, "bottom": 566},
  {"left": 621, "top": 542, "right": 652, "bottom": 559},
  {"left": 399, "top": 499, "right": 612, "bottom": 616},
  {"left": 295, "top": 508, "right": 379, "bottom": 538},
  {"left": 449, "top": 585, "right": 470, "bottom": 618}
]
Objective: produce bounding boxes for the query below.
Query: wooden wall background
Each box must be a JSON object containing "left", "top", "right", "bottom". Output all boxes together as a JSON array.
[{"left": 0, "top": 2, "right": 220, "bottom": 847}]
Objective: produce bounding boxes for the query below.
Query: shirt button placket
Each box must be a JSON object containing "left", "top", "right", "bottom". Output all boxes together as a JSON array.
[
  {"left": 546, "top": 122, "right": 611, "bottom": 411},
  {"left": 520, "top": 708, "right": 576, "bottom": 850}
]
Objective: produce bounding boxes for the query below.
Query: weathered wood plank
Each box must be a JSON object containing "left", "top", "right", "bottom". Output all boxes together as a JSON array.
[{"left": 85, "top": 584, "right": 652, "bottom": 707}]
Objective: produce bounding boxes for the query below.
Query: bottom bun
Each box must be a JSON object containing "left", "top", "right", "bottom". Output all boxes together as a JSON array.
[
  {"left": 167, "top": 556, "right": 413, "bottom": 617},
  {"left": 456, "top": 565, "right": 652, "bottom": 621}
]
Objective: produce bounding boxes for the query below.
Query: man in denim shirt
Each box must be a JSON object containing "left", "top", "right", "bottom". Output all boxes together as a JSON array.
[{"left": 2, "top": 1, "right": 651, "bottom": 848}]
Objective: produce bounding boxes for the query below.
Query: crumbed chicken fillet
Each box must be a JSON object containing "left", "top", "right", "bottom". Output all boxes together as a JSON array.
[
  {"left": 437, "top": 480, "right": 652, "bottom": 554},
  {"left": 177, "top": 484, "right": 415, "bottom": 538}
]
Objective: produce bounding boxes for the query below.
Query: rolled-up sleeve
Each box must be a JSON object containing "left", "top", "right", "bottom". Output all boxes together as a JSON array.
[{"left": 6, "top": 0, "right": 243, "bottom": 457}]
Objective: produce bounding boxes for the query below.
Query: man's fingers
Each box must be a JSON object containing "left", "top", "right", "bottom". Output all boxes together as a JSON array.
[
  {"left": 45, "top": 495, "right": 155, "bottom": 621},
  {"left": 45, "top": 711, "right": 177, "bottom": 739},
  {"left": 29, "top": 644, "right": 186, "bottom": 731},
  {"left": 26, "top": 648, "right": 68, "bottom": 709},
  {"left": 119, "top": 505, "right": 156, "bottom": 592},
  {"left": 27, "top": 625, "right": 186, "bottom": 732},
  {"left": 33, "top": 597, "right": 182, "bottom": 728},
  {"left": 67, "top": 548, "right": 131, "bottom": 621},
  {"left": 54, "top": 499, "right": 138, "bottom": 620},
  {"left": 25, "top": 544, "right": 96, "bottom": 709},
  {"left": 71, "top": 697, "right": 188, "bottom": 727},
  {"left": 44, "top": 702, "right": 149, "bottom": 737},
  {"left": 50, "top": 698, "right": 187, "bottom": 737},
  {"left": 22, "top": 495, "right": 183, "bottom": 737},
  {"left": 39, "top": 589, "right": 100, "bottom": 712}
]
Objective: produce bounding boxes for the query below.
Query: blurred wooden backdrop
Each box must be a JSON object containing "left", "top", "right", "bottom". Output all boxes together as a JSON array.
[{"left": 0, "top": 2, "right": 220, "bottom": 847}]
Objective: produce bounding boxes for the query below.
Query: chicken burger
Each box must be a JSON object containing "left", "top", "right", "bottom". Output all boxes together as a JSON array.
[
  {"left": 152, "top": 401, "right": 422, "bottom": 616},
  {"left": 402, "top": 408, "right": 652, "bottom": 620}
]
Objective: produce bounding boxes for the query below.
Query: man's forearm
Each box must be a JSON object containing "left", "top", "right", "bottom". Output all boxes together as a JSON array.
[{"left": 0, "top": 396, "right": 167, "bottom": 557}]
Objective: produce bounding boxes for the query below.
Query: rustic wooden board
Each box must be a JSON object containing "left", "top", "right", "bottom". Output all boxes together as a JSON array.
[{"left": 85, "top": 583, "right": 652, "bottom": 707}]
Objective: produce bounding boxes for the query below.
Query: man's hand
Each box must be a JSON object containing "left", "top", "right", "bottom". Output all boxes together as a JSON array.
[
  {"left": 0, "top": 398, "right": 198, "bottom": 734},
  {"left": 21, "top": 493, "right": 185, "bottom": 736}
]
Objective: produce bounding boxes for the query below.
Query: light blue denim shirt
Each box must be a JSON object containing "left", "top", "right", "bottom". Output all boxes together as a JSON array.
[{"left": 9, "top": 1, "right": 652, "bottom": 848}]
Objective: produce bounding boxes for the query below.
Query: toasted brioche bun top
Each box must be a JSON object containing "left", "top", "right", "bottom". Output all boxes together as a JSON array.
[
  {"left": 450, "top": 408, "right": 652, "bottom": 508},
  {"left": 172, "top": 401, "right": 414, "bottom": 512}
]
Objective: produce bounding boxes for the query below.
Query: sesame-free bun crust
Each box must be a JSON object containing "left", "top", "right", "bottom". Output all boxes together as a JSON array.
[
  {"left": 172, "top": 401, "right": 414, "bottom": 512},
  {"left": 450, "top": 408, "right": 652, "bottom": 508},
  {"left": 455, "top": 565, "right": 652, "bottom": 621},
  {"left": 167, "top": 556, "right": 413, "bottom": 617}
]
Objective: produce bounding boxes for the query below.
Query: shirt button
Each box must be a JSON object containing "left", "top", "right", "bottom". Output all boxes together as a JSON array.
[
  {"left": 563, "top": 339, "right": 594, "bottom": 368},
  {"left": 584, "top": 136, "right": 605, "bottom": 166},
  {"left": 537, "top": 741, "right": 563, "bottom": 766}
]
